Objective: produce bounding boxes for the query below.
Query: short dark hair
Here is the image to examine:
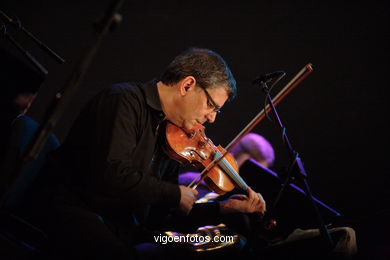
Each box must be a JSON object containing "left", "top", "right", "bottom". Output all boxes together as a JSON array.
[{"left": 160, "top": 48, "right": 237, "bottom": 100}]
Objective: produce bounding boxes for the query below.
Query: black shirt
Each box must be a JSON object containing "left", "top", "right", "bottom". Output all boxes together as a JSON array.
[
  {"left": 45, "top": 80, "right": 180, "bottom": 219},
  {"left": 23, "top": 80, "right": 220, "bottom": 234}
]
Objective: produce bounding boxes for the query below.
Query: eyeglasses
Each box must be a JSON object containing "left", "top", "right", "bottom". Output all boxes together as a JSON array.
[{"left": 202, "top": 87, "right": 221, "bottom": 114}]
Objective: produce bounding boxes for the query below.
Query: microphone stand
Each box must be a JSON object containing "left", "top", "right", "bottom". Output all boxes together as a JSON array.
[
  {"left": 0, "top": 9, "right": 65, "bottom": 75},
  {"left": 260, "top": 80, "right": 334, "bottom": 249}
]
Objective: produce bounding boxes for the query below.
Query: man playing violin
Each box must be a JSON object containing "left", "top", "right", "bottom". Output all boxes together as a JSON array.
[
  {"left": 155, "top": 49, "right": 266, "bottom": 217},
  {"left": 16, "top": 47, "right": 266, "bottom": 259}
]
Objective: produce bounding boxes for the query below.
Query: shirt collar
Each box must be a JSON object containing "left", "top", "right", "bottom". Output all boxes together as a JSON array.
[{"left": 142, "top": 79, "right": 163, "bottom": 112}]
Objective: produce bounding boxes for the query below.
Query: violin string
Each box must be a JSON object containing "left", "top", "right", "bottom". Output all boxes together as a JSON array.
[
  {"left": 188, "top": 128, "right": 217, "bottom": 189},
  {"left": 192, "top": 127, "right": 250, "bottom": 191}
]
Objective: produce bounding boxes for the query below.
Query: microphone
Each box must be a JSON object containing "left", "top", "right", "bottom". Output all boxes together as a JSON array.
[{"left": 252, "top": 71, "right": 286, "bottom": 85}]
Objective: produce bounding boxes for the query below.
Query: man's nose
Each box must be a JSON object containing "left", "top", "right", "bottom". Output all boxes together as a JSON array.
[{"left": 206, "top": 111, "right": 217, "bottom": 123}]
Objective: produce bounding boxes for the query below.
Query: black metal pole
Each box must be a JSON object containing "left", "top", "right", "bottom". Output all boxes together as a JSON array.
[
  {"left": 262, "top": 81, "right": 334, "bottom": 249},
  {"left": 0, "top": 8, "right": 65, "bottom": 64}
]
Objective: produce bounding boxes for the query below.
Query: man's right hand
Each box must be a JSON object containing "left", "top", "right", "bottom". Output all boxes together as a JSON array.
[{"left": 178, "top": 185, "right": 198, "bottom": 215}]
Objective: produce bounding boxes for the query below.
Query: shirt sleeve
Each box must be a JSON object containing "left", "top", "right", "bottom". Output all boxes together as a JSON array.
[{"left": 87, "top": 84, "right": 180, "bottom": 210}]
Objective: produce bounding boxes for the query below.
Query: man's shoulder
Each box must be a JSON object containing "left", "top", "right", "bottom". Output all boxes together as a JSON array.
[
  {"left": 90, "top": 80, "right": 159, "bottom": 112},
  {"left": 95, "top": 82, "right": 146, "bottom": 105},
  {"left": 106, "top": 82, "right": 143, "bottom": 95}
]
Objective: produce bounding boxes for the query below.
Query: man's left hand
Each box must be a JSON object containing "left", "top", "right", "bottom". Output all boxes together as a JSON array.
[{"left": 219, "top": 187, "right": 266, "bottom": 215}]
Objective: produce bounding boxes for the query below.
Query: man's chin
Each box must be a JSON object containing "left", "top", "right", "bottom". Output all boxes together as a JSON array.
[
  {"left": 183, "top": 121, "right": 199, "bottom": 131},
  {"left": 183, "top": 124, "right": 194, "bottom": 131}
]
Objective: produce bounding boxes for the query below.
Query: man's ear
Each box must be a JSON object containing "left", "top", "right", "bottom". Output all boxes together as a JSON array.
[{"left": 179, "top": 76, "right": 196, "bottom": 95}]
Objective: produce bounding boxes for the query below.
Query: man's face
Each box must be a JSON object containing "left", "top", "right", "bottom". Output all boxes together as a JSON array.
[{"left": 175, "top": 84, "right": 229, "bottom": 130}]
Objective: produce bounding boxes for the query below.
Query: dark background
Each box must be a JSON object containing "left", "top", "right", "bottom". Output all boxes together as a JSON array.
[{"left": 1, "top": 0, "right": 389, "bottom": 258}]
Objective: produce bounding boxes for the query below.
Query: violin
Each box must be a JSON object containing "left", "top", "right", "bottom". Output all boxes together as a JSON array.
[
  {"left": 159, "top": 120, "right": 277, "bottom": 230},
  {"left": 160, "top": 121, "right": 248, "bottom": 195}
]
